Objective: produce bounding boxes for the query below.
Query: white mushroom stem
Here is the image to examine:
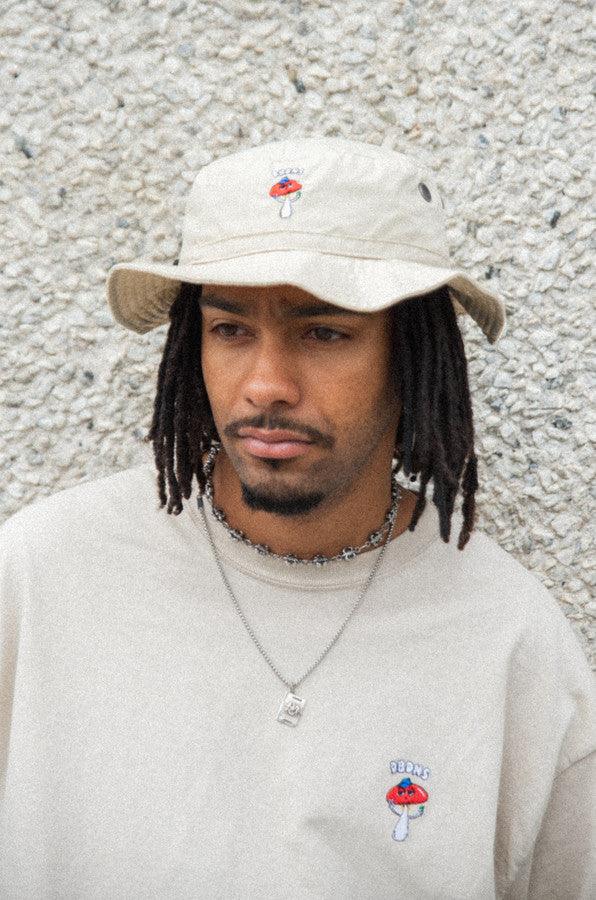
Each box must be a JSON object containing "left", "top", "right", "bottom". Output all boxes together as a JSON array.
[
  {"left": 391, "top": 804, "right": 410, "bottom": 841},
  {"left": 276, "top": 191, "right": 301, "bottom": 218},
  {"left": 388, "top": 803, "right": 424, "bottom": 842}
]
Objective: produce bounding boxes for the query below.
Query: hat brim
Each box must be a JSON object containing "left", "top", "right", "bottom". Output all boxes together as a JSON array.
[{"left": 106, "top": 250, "right": 507, "bottom": 343}]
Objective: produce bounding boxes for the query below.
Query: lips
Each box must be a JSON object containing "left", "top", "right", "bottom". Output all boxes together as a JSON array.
[
  {"left": 237, "top": 428, "right": 312, "bottom": 444},
  {"left": 236, "top": 428, "right": 314, "bottom": 459}
]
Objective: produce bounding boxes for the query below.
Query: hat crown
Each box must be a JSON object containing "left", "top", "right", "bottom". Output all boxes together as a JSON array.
[
  {"left": 179, "top": 137, "right": 450, "bottom": 267},
  {"left": 107, "top": 135, "right": 506, "bottom": 343}
]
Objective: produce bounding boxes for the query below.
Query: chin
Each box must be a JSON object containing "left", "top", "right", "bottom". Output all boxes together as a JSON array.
[{"left": 240, "top": 481, "right": 324, "bottom": 517}]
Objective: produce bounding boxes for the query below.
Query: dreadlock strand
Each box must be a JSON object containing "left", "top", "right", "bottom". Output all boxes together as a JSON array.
[
  {"left": 157, "top": 289, "right": 195, "bottom": 513},
  {"left": 398, "top": 295, "right": 435, "bottom": 531},
  {"left": 392, "top": 300, "right": 416, "bottom": 476},
  {"left": 425, "top": 298, "right": 457, "bottom": 541},
  {"left": 441, "top": 304, "right": 473, "bottom": 476},
  {"left": 183, "top": 291, "right": 209, "bottom": 497},
  {"left": 438, "top": 299, "right": 475, "bottom": 538},
  {"left": 172, "top": 288, "right": 199, "bottom": 503},
  {"left": 145, "top": 305, "right": 178, "bottom": 508},
  {"left": 443, "top": 295, "right": 479, "bottom": 548},
  {"left": 431, "top": 291, "right": 477, "bottom": 546},
  {"left": 411, "top": 295, "right": 435, "bottom": 476}
]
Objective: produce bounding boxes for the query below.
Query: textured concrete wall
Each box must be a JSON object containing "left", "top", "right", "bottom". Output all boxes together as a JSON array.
[{"left": 2, "top": 0, "right": 593, "bottom": 665}]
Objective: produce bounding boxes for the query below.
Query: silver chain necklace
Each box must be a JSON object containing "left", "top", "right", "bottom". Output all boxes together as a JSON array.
[
  {"left": 202, "top": 441, "right": 402, "bottom": 565},
  {"left": 197, "top": 454, "right": 400, "bottom": 726}
]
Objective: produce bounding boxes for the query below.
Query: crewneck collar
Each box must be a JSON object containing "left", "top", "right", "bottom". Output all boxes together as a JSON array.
[{"left": 184, "top": 478, "right": 444, "bottom": 590}]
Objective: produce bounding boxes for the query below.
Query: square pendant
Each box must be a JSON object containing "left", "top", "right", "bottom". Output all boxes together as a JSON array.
[{"left": 277, "top": 691, "right": 305, "bottom": 726}]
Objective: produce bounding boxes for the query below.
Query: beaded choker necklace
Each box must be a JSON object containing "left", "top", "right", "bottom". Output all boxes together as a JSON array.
[{"left": 200, "top": 442, "right": 403, "bottom": 566}]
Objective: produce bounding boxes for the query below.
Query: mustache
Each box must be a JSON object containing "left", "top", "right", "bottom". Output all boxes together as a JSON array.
[{"left": 224, "top": 414, "right": 334, "bottom": 449}]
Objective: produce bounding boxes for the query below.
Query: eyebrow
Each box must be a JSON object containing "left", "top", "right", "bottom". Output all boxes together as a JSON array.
[{"left": 198, "top": 294, "right": 366, "bottom": 318}]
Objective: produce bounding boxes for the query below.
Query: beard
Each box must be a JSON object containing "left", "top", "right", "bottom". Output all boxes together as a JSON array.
[{"left": 239, "top": 478, "right": 325, "bottom": 516}]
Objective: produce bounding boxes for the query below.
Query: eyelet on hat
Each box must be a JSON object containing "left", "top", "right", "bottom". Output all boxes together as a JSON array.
[{"left": 418, "top": 182, "right": 432, "bottom": 202}]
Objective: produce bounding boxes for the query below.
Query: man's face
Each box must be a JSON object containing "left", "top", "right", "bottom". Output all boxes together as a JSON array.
[{"left": 199, "top": 284, "right": 400, "bottom": 516}]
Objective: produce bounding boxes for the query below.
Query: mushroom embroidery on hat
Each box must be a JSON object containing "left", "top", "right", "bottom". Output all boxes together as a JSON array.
[
  {"left": 268, "top": 166, "right": 304, "bottom": 218},
  {"left": 386, "top": 758, "right": 431, "bottom": 842}
]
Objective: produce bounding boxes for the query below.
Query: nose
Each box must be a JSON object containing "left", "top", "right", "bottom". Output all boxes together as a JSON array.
[{"left": 242, "top": 337, "right": 301, "bottom": 410}]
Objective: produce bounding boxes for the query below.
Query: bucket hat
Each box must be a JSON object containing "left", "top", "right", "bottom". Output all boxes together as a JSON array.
[{"left": 107, "top": 136, "right": 507, "bottom": 343}]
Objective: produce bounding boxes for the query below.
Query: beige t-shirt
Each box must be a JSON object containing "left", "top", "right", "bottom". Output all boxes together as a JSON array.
[{"left": 0, "top": 461, "right": 594, "bottom": 899}]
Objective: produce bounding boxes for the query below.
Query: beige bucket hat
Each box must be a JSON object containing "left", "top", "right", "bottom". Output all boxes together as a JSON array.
[{"left": 107, "top": 136, "right": 507, "bottom": 343}]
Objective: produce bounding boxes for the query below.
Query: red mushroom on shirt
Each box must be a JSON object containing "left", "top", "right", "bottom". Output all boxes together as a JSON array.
[
  {"left": 269, "top": 176, "right": 302, "bottom": 218},
  {"left": 386, "top": 778, "right": 429, "bottom": 842}
]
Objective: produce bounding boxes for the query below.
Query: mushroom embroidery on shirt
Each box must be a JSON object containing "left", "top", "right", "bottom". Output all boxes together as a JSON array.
[
  {"left": 269, "top": 168, "right": 303, "bottom": 218},
  {"left": 386, "top": 759, "right": 431, "bottom": 842}
]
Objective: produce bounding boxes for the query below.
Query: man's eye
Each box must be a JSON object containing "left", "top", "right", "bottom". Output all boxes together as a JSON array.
[
  {"left": 211, "top": 323, "right": 245, "bottom": 338},
  {"left": 210, "top": 324, "right": 346, "bottom": 342},
  {"left": 308, "top": 326, "right": 346, "bottom": 342}
]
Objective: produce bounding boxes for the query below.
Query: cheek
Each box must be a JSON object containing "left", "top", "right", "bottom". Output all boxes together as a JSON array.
[
  {"left": 301, "top": 357, "right": 361, "bottom": 412},
  {"left": 316, "top": 356, "right": 393, "bottom": 432},
  {"left": 200, "top": 343, "right": 231, "bottom": 417},
  {"left": 345, "top": 355, "right": 398, "bottom": 435},
  {"left": 338, "top": 351, "right": 393, "bottom": 404}
]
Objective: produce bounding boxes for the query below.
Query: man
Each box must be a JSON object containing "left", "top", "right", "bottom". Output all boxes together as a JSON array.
[{"left": 1, "top": 137, "right": 593, "bottom": 898}]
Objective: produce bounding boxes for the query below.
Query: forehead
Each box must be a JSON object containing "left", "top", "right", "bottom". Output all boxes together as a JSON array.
[{"left": 198, "top": 284, "right": 370, "bottom": 319}]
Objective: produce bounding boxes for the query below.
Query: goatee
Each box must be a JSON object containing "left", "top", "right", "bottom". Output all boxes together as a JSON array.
[{"left": 240, "top": 481, "right": 325, "bottom": 517}]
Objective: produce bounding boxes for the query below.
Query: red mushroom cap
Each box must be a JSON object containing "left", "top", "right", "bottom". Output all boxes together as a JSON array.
[
  {"left": 269, "top": 177, "right": 302, "bottom": 198},
  {"left": 386, "top": 778, "right": 428, "bottom": 805}
]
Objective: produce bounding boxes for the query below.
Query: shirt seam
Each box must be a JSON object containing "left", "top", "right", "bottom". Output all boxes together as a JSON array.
[
  {"left": 186, "top": 508, "right": 444, "bottom": 590},
  {"left": 554, "top": 746, "right": 596, "bottom": 779}
]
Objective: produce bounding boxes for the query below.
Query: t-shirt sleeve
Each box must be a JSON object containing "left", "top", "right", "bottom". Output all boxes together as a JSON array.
[
  {"left": 503, "top": 751, "right": 596, "bottom": 899},
  {"left": 529, "top": 751, "right": 595, "bottom": 899},
  {"left": 0, "top": 514, "right": 29, "bottom": 801},
  {"left": 496, "top": 578, "right": 596, "bottom": 898}
]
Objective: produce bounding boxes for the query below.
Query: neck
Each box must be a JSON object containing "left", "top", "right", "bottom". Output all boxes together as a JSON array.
[{"left": 209, "top": 446, "right": 417, "bottom": 560}]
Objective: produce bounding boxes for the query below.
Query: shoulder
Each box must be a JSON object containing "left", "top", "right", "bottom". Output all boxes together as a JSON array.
[
  {"left": 422, "top": 502, "right": 592, "bottom": 672},
  {"left": 429, "top": 505, "right": 570, "bottom": 625},
  {"left": 0, "top": 463, "right": 160, "bottom": 557},
  {"left": 464, "top": 524, "right": 577, "bottom": 633},
  {"left": 467, "top": 521, "right": 587, "bottom": 646},
  {"left": 445, "top": 512, "right": 594, "bottom": 768},
  {"left": 470, "top": 523, "right": 594, "bottom": 763}
]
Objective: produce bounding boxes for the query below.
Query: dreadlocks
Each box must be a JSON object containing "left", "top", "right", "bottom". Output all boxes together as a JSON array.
[{"left": 144, "top": 281, "right": 479, "bottom": 550}]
